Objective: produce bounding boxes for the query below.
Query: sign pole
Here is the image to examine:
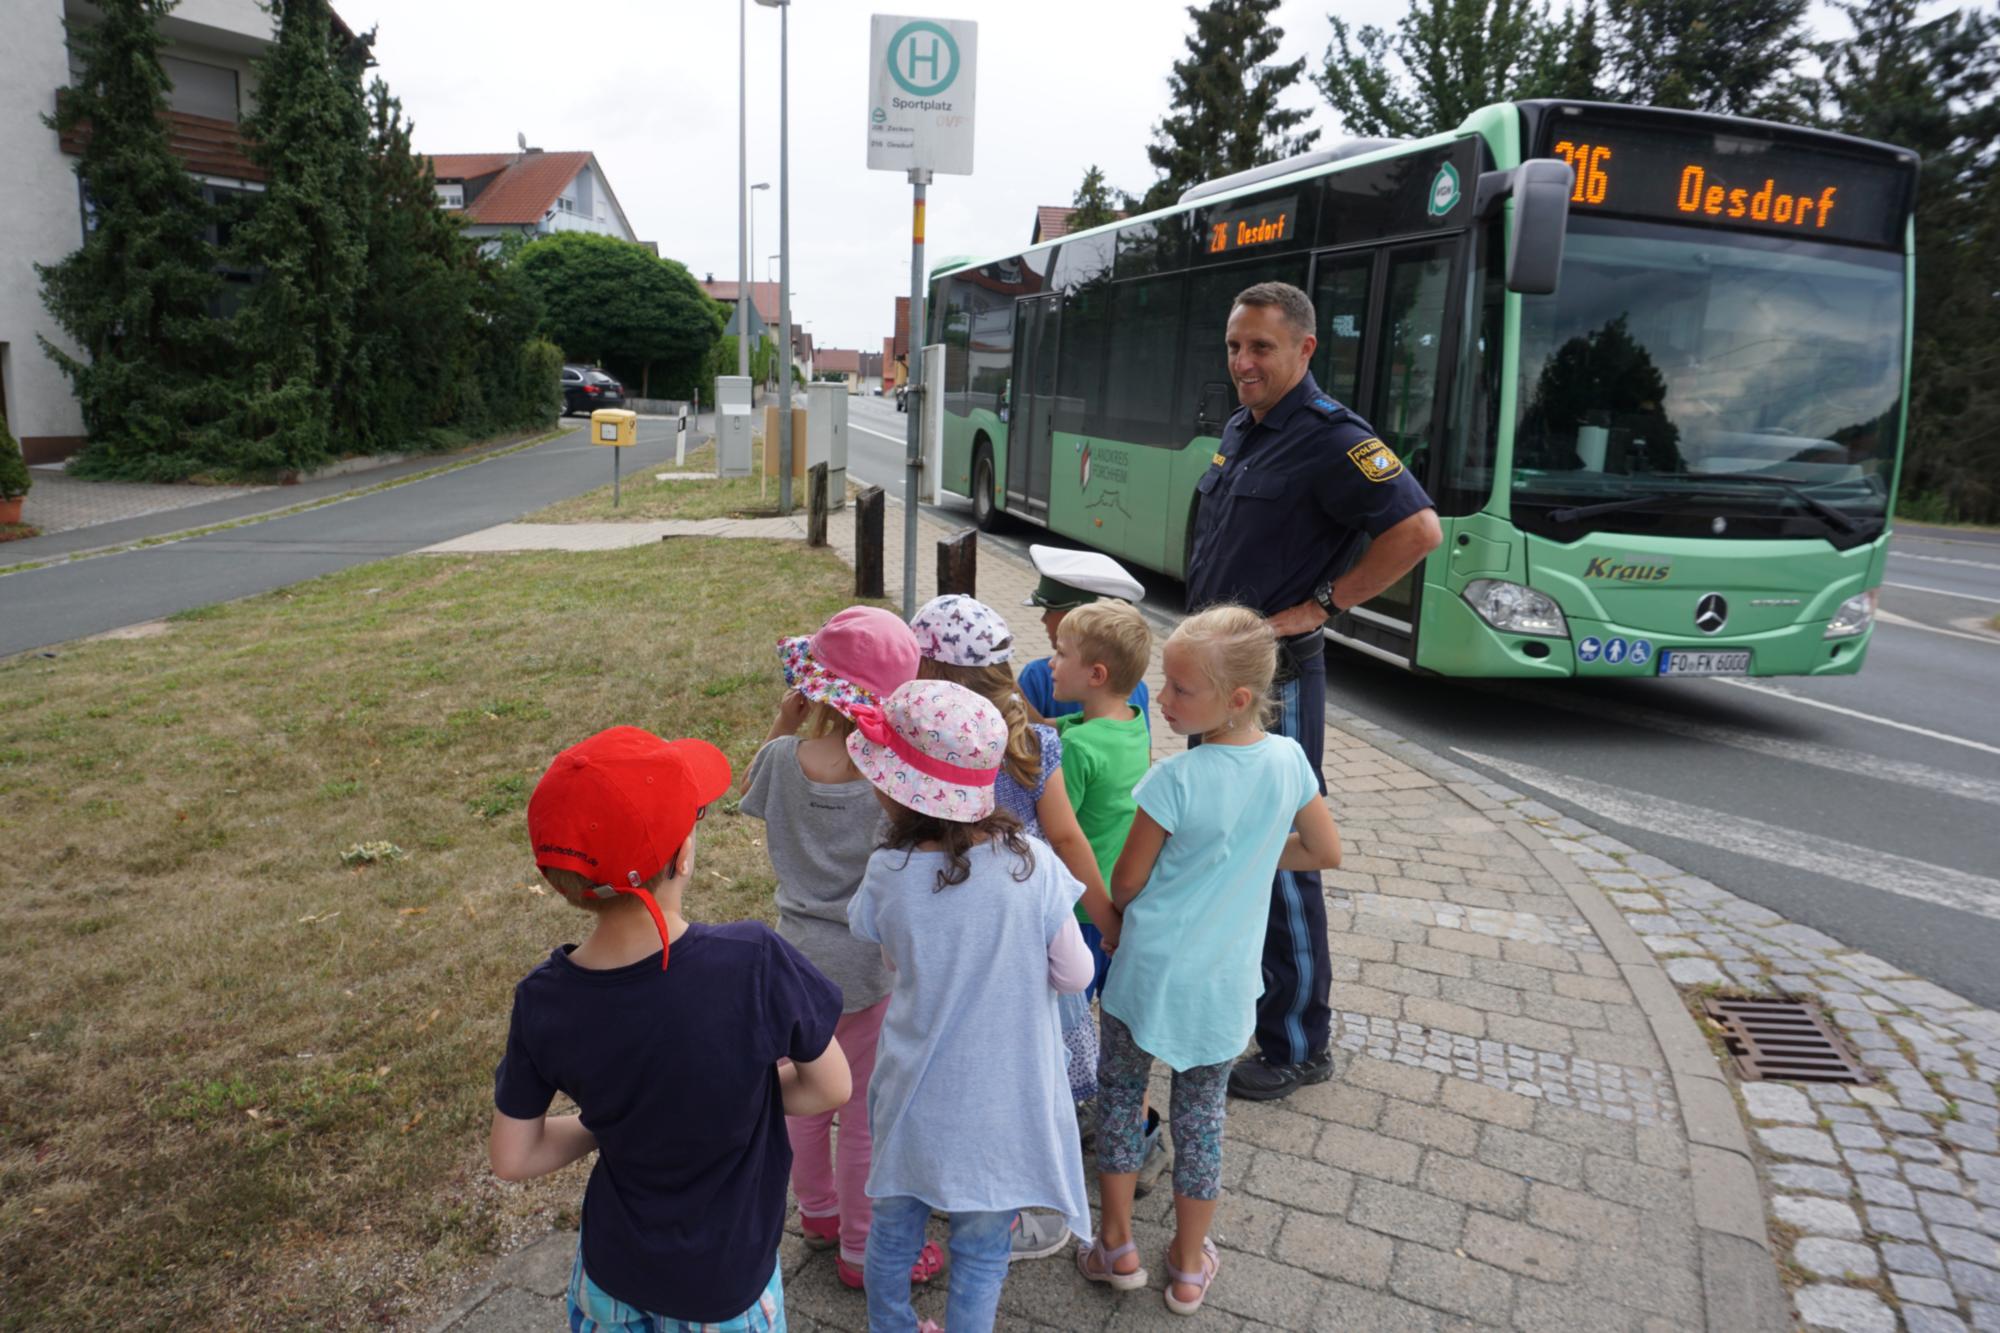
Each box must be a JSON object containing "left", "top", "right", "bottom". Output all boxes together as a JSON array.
[
  {"left": 902, "top": 167, "right": 929, "bottom": 616},
  {"left": 613, "top": 441, "right": 621, "bottom": 508}
]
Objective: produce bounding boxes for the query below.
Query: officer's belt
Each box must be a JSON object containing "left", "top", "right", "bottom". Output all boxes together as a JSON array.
[{"left": 1271, "top": 630, "right": 1323, "bottom": 686}]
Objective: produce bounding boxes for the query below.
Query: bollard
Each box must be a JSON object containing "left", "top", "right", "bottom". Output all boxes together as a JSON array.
[
  {"left": 855, "top": 486, "right": 885, "bottom": 598},
  {"left": 807, "top": 462, "right": 829, "bottom": 548},
  {"left": 937, "top": 528, "right": 977, "bottom": 598}
]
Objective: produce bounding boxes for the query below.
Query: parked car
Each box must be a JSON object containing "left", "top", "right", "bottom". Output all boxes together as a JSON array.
[{"left": 561, "top": 364, "right": 625, "bottom": 416}]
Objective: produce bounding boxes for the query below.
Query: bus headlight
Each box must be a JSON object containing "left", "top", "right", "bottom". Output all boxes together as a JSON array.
[
  {"left": 1824, "top": 588, "right": 1878, "bottom": 638},
  {"left": 1462, "top": 579, "right": 1570, "bottom": 638}
]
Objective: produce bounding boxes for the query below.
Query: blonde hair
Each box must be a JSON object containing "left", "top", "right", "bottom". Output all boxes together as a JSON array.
[
  {"left": 800, "top": 698, "right": 855, "bottom": 740},
  {"left": 916, "top": 659, "right": 1041, "bottom": 789},
  {"left": 1058, "top": 601, "right": 1152, "bottom": 695},
  {"left": 1168, "top": 604, "right": 1277, "bottom": 726},
  {"left": 540, "top": 863, "right": 671, "bottom": 911}
]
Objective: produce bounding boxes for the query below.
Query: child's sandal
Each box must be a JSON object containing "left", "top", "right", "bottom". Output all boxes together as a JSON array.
[
  {"left": 1076, "top": 1236, "right": 1148, "bottom": 1290},
  {"left": 1163, "top": 1237, "right": 1219, "bottom": 1316},
  {"left": 798, "top": 1213, "right": 839, "bottom": 1250}
]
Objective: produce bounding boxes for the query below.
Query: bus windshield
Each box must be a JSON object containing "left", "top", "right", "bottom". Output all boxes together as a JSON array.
[{"left": 1512, "top": 217, "right": 1904, "bottom": 541}]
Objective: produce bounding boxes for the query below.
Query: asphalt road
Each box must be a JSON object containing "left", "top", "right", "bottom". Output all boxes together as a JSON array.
[
  {"left": 0, "top": 419, "right": 686, "bottom": 658},
  {"left": 848, "top": 395, "right": 2000, "bottom": 1008}
]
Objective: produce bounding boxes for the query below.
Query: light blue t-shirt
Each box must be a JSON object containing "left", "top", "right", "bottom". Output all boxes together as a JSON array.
[
  {"left": 1101, "top": 735, "right": 1321, "bottom": 1072},
  {"left": 1017, "top": 656, "right": 1151, "bottom": 730},
  {"left": 848, "top": 838, "right": 1092, "bottom": 1240}
]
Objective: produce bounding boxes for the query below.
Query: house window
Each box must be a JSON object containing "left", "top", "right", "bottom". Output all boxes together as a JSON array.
[
  {"left": 556, "top": 195, "right": 576, "bottom": 214},
  {"left": 436, "top": 183, "right": 464, "bottom": 209},
  {"left": 160, "top": 55, "right": 239, "bottom": 122}
]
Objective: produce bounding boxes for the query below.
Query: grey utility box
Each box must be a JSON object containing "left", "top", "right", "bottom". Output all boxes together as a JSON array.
[
  {"left": 715, "top": 375, "right": 753, "bottom": 477},
  {"left": 805, "top": 382, "right": 849, "bottom": 509}
]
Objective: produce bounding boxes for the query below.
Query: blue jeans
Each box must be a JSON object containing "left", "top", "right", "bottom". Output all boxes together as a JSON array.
[{"left": 864, "top": 1196, "right": 1012, "bottom": 1332}]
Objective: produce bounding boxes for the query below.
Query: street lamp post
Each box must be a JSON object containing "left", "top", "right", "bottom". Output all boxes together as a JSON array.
[
  {"left": 755, "top": 0, "right": 793, "bottom": 515},
  {"left": 736, "top": 0, "right": 748, "bottom": 377},
  {"left": 749, "top": 181, "right": 769, "bottom": 385}
]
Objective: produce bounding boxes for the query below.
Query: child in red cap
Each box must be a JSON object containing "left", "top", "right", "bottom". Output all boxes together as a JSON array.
[{"left": 492, "top": 725, "right": 851, "bottom": 1331}]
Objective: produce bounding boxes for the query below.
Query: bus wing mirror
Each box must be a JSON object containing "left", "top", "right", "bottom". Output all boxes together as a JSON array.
[{"left": 1478, "top": 160, "right": 1574, "bottom": 296}]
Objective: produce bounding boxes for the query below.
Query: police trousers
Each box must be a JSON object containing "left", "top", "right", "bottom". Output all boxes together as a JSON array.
[{"left": 1258, "top": 649, "right": 1331, "bottom": 1063}]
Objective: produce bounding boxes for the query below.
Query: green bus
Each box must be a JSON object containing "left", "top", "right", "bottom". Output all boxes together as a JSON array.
[{"left": 925, "top": 100, "right": 1917, "bottom": 678}]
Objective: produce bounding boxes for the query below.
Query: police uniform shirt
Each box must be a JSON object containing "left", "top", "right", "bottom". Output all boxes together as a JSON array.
[{"left": 1186, "top": 372, "right": 1435, "bottom": 616}]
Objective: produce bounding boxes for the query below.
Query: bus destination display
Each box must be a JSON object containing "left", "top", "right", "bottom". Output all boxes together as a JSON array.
[
  {"left": 1537, "top": 119, "right": 1909, "bottom": 247},
  {"left": 1203, "top": 195, "right": 1298, "bottom": 256}
]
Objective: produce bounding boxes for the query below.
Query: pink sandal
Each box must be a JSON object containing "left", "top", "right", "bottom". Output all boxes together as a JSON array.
[
  {"left": 1076, "top": 1235, "right": 1148, "bottom": 1290},
  {"left": 799, "top": 1213, "right": 839, "bottom": 1250},
  {"left": 835, "top": 1240, "right": 944, "bottom": 1290},
  {"left": 1164, "top": 1236, "right": 1219, "bottom": 1315}
]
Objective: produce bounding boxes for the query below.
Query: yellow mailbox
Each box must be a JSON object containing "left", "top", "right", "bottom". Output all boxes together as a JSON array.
[{"left": 590, "top": 408, "right": 638, "bottom": 446}]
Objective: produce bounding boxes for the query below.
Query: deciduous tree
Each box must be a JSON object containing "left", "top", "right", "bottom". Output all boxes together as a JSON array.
[{"left": 512, "top": 233, "right": 725, "bottom": 399}]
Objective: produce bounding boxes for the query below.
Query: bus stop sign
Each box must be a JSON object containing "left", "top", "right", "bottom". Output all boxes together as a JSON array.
[{"left": 867, "top": 15, "right": 977, "bottom": 175}]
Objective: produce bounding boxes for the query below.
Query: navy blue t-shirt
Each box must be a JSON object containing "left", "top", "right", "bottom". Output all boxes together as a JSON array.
[
  {"left": 494, "top": 922, "right": 841, "bottom": 1321},
  {"left": 1186, "top": 372, "right": 1435, "bottom": 616}
]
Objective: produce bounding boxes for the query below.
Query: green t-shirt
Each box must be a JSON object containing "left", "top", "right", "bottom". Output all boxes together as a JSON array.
[{"left": 1055, "top": 708, "right": 1152, "bottom": 921}]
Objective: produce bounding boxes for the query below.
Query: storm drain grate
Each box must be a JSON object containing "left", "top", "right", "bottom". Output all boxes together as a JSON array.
[{"left": 1702, "top": 996, "right": 1871, "bottom": 1084}]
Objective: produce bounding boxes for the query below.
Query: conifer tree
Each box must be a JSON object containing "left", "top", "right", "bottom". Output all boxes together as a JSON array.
[
  {"left": 38, "top": 0, "right": 232, "bottom": 480},
  {"left": 1142, "top": 0, "right": 1321, "bottom": 211},
  {"left": 1315, "top": 0, "right": 1605, "bottom": 139},
  {"left": 228, "top": 0, "right": 371, "bottom": 473},
  {"left": 1817, "top": 0, "right": 2000, "bottom": 520},
  {"left": 1603, "top": 0, "right": 1809, "bottom": 118},
  {"left": 1070, "top": 165, "right": 1125, "bottom": 231}
]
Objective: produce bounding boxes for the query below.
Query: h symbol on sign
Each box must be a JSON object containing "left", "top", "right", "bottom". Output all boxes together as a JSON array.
[{"left": 905, "top": 36, "right": 940, "bottom": 81}]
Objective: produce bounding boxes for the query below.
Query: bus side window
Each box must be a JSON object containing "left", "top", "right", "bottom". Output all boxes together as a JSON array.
[
  {"left": 1373, "top": 244, "right": 1455, "bottom": 479},
  {"left": 1311, "top": 258, "right": 1371, "bottom": 406}
]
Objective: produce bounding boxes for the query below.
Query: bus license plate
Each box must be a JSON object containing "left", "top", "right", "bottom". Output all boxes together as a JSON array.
[{"left": 1657, "top": 649, "right": 1751, "bottom": 677}]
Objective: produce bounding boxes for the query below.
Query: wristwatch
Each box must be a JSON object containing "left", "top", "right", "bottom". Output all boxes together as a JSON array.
[{"left": 1313, "top": 581, "right": 1340, "bottom": 616}]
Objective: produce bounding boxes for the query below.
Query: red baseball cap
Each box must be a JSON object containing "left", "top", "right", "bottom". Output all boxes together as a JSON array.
[{"left": 527, "top": 726, "right": 732, "bottom": 969}]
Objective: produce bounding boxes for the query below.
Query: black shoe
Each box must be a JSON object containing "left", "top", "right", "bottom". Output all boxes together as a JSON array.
[{"left": 1228, "top": 1050, "right": 1335, "bottom": 1102}]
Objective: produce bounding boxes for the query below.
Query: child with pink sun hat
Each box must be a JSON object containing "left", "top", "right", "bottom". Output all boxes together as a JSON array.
[
  {"left": 845, "top": 679, "right": 1094, "bottom": 1333},
  {"left": 741, "top": 605, "right": 944, "bottom": 1294}
]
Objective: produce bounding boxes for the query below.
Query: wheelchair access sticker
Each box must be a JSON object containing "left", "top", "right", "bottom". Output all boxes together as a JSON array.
[{"left": 1346, "top": 437, "right": 1404, "bottom": 482}]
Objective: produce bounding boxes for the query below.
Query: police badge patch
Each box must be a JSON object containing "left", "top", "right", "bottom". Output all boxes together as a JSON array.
[{"left": 1346, "top": 437, "right": 1404, "bottom": 482}]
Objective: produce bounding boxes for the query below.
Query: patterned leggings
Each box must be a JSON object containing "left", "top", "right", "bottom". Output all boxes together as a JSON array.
[{"left": 1095, "top": 1012, "right": 1229, "bottom": 1200}]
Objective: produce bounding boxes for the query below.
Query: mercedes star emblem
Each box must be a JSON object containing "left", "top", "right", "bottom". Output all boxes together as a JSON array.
[{"left": 1694, "top": 593, "right": 1728, "bottom": 634}]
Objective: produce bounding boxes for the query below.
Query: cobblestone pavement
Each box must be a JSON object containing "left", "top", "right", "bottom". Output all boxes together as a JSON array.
[
  {"left": 19, "top": 467, "right": 272, "bottom": 535},
  {"left": 420, "top": 494, "right": 1787, "bottom": 1333},
  {"left": 1528, "top": 810, "right": 2000, "bottom": 1332}
]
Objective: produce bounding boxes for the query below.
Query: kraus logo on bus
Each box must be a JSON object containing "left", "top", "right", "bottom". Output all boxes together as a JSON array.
[
  {"left": 1079, "top": 442, "right": 1091, "bottom": 489},
  {"left": 1582, "top": 557, "right": 1672, "bottom": 583}
]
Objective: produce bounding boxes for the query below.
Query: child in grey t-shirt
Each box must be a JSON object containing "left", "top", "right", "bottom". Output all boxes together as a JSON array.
[{"left": 740, "top": 606, "right": 941, "bottom": 1290}]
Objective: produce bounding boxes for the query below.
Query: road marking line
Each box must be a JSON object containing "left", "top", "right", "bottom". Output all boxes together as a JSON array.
[
  {"left": 1885, "top": 580, "right": 2000, "bottom": 605},
  {"left": 1877, "top": 608, "right": 2000, "bottom": 645},
  {"left": 1476, "top": 679, "right": 2000, "bottom": 807},
  {"left": 851, "top": 423, "right": 909, "bottom": 445},
  {"left": 1709, "top": 678, "right": 2000, "bottom": 758},
  {"left": 1453, "top": 748, "right": 2000, "bottom": 923},
  {"left": 1890, "top": 551, "right": 2000, "bottom": 571}
]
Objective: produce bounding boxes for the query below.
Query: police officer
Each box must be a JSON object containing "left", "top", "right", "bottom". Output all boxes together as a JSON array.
[{"left": 1186, "top": 281, "right": 1442, "bottom": 1102}]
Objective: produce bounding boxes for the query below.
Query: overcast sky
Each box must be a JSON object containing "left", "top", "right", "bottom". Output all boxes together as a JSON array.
[{"left": 349, "top": 0, "right": 1861, "bottom": 355}]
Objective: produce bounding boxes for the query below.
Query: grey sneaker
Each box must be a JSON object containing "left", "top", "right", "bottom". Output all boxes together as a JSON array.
[{"left": 1008, "top": 1209, "right": 1071, "bottom": 1263}]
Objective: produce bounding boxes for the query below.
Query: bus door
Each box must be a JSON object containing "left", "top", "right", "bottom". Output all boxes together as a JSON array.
[
  {"left": 1314, "top": 239, "right": 1463, "bottom": 666},
  {"left": 1006, "top": 292, "right": 1061, "bottom": 520}
]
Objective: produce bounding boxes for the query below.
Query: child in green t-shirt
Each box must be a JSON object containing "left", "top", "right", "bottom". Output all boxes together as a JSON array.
[{"left": 1049, "top": 599, "right": 1155, "bottom": 993}]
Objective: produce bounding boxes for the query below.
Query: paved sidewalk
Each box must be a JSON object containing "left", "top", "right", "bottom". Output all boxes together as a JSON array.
[
  {"left": 20, "top": 467, "right": 271, "bottom": 534},
  {"left": 421, "top": 495, "right": 1787, "bottom": 1332}
]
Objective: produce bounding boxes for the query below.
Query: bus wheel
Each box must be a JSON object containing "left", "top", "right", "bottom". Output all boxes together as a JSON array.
[{"left": 972, "top": 446, "right": 1001, "bottom": 532}]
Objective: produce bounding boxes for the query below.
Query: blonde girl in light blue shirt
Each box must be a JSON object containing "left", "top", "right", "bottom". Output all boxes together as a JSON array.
[{"left": 1078, "top": 604, "right": 1343, "bottom": 1316}]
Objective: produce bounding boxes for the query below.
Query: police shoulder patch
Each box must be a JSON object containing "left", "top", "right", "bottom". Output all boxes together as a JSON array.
[{"left": 1346, "top": 437, "right": 1404, "bottom": 482}]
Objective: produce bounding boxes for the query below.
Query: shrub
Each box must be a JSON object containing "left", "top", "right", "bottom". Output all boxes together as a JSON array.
[{"left": 0, "top": 416, "right": 30, "bottom": 500}]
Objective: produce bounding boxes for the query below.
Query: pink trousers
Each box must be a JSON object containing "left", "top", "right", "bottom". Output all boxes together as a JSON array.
[{"left": 787, "top": 996, "right": 887, "bottom": 1267}]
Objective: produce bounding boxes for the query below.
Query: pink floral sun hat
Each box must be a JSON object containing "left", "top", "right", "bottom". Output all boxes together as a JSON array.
[
  {"left": 909, "top": 594, "right": 1014, "bottom": 667},
  {"left": 846, "top": 680, "right": 1007, "bottom": 821},
  {"left": 778, "top": 607, "right": 920, "bottom": 718}
]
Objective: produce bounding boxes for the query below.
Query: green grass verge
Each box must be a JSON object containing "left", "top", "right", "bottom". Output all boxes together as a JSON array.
[{"left": 0, "top": 536, "right": 870, "bottom": 1325}]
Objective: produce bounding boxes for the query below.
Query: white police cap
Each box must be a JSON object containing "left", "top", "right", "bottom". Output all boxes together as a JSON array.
[{"left": 1025, "top": 544, "right": 1145, "bottom": 608}]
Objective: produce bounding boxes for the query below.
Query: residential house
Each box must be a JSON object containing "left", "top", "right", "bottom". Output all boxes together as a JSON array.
[
  {"left": 3, "top": 0, "right": 311, "bottom": 463},
  {"left": 427, "top": 149, "right": 638, "bottom": 252},
  {"left": 814, "top": 348, "right": 864, "bottom": 395},
  {"left": 1029, "top": 204, "right": 1125, "bottom": 245},
  {"left": 701, "top": 277, "right": 807, "bottom": 382}
]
